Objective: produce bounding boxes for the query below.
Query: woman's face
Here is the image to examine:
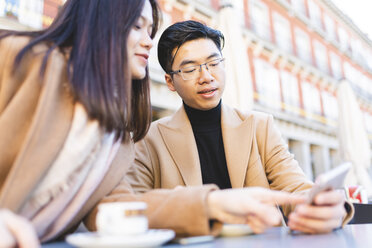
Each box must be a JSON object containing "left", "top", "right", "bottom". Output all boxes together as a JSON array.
[{"left": 128, "top": 0, "right": 154, "bottom": 80}]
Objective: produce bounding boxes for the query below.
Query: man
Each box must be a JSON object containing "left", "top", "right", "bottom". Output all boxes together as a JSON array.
[{"left": 94, "top": 20, "right": 352, "bottom": 236}]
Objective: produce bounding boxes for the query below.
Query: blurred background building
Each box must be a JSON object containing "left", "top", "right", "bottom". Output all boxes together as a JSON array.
[{"left": 1, "top": 0, "right": 371, "bottom": 182}]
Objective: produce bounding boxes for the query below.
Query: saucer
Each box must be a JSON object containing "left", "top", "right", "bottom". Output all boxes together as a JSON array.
[
  {"left": 220, "top": 224, "right": 254, "bottom": 237},
  {"left": 66, "top": 229, "right": 175, "bottom": 248}
]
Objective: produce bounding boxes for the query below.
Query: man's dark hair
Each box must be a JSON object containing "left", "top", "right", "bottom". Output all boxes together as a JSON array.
[{"left": 158, "top": 20, "right": 224, "bottom": 73}]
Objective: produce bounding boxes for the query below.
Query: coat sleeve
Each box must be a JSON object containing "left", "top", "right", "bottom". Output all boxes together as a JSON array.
[
  {"left": 124, "top": 138, "right": 157, "bottom": 192},
  {"left": 260, "top": 115, "right": 313, "bottom": 193},
  {"left": 84, "top": 138, "right": 222, "bottom": 237},
  {"left": 256, "top": 114, "right": 312, "bottom": 216},
  {"left": 258, "top": 115, "right": 354, "bottom": 224}
]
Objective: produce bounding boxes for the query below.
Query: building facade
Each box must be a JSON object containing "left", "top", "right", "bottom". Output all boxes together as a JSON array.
[{"left": 1, "top": 0, "right": 371, "bottom": 180}]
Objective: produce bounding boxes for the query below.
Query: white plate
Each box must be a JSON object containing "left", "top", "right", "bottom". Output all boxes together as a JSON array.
[
  {"left": 220, "top": 224, "right": 254, "bottom": 237},
  {"left": 66, "top": 229, "right": 175, "bottom": 248}
]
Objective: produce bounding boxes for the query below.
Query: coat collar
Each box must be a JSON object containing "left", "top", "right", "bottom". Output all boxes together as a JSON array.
[
  {"left": 158, "top": 107, "right": 203, "bottom": 186},
  {"left": 157, "top": 104, "right": 253, "bottom": 188}
]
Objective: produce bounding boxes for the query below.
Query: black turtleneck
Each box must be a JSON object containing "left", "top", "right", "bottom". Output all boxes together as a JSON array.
[{"left": 184, "top": 101, "right": 232, "bottom": 189}]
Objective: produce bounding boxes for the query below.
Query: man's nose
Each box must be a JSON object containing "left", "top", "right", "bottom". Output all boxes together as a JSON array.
[{"left": 197, "top": 64, "right": 214, "bottom": 84}]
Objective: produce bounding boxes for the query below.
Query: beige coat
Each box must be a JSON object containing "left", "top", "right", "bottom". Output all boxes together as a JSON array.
[
  {"left": 0, "top": 35, "right": 221, "bottom": 239},
  {"left": 130, "top": 105, "right": 313, "bottom": 205},
  {"left": 92, "top": 105, "right": 319, "bottom": 236},
  {"left": 0, "top": 35, "right": 134, "bottom": 241},
  {"left": 113, "top": 104, "right": 353, "bottom": 234}
]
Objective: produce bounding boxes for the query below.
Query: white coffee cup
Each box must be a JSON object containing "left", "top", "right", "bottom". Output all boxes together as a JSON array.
[{"left": 96, "top": 202, "right": 148, "bottom": 235}]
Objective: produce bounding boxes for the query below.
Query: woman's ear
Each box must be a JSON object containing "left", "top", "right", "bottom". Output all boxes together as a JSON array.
[{"left": 165, "top": 74, "right": 176, "bottom": 92}]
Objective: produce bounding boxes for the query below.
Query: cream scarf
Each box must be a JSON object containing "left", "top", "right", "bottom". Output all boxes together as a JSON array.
[{"left": 20, "top": 103, "right": 120, "bottom": 239}]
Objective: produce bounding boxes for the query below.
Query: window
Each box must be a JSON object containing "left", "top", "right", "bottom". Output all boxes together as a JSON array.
[
  {"left": 321, "top": 91, "right": 338, "bottom": 121},
  {"left": 337, "top": 26, "right": 349, "bottom": 52},
  {"left": 249, "top": 0, "right": 271, "bottom": 41},
  {"left": 301, "top": 81, "right": 321, "bottom": 118},
  {"left": 343, "top": 62, "right": 358, "bottom": 85},
  {"left": 368, "top": 77, "right": 372, "bottom": 95},
  {"left": 233, "top": 0, "right": 245, "bottom": 27},
  {"left": 367, "top": 50, "right": 372, "bottom": 71},
  {"left": 364, "top": 112, "right": 372, "bottom": 134},
  {"left": 360, "top": 45, "right": 370, "bottom": 68},
  {"left": 194, "top": 0, "right": 211, "bottom": 6},
  {"left": 18, "top": 0, "right": 43, "bottom": 29},
  {"left": 329, "top": 51, "right": 342, "bottom": 79},
  {"left": 280, "top": 70, "right": 300, "bottom": 114},
  {"left": 295, "top": 27, "right": 312, "bottom": 64},
  {"left": 0, "top": 0, "right": 5, "bottom": 16},
  {"left": 3, "top": 0, "right": 19, "bottom": 17},
  {"left": 291, "top": 0, "right": 306, "bottom": 16},
  {"left": 360, "top": 75, "right": 370, "bottom": 93},
  {"left": 350, "top": 38, "right": 366, "bottom": 66},
  {"left": 324, "top": 14, "right": 336, "bottom": 41},
  {"left": 254, "top": 58, "right": 281, "bottom": 109},
  {"left": 313, "top": 40, "right": 329, "bottom": 74},
  {"left": 308, "top": 0, "right": 322, "bottom": 29},
  {"left": 273, "top": 12, "right": 293, "bottom": 54}
]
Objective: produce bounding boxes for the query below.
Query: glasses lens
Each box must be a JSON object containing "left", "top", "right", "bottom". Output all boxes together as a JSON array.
[
  {"left": 181, "top": 65, "right": 199, "bottom": 80},
  {"left": 207, "top": 58, "right": 224, "bottom": 74},
  {"left": 180, "top": 58, "right": 225, "bottom": 80}
]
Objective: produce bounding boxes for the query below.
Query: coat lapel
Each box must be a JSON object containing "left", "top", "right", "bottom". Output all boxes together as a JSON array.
[
  {"left": 158, "top": 107, "right": 203, "bottom": 186},
  {"left": 221, "top": 105, "right": 254, "bottom": 188}
]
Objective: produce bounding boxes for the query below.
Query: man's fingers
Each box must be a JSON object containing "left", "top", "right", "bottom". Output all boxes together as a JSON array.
[
  {"left": 257, "top": 189, "right": 306, "bottom": 205},
  {"left": 288, "top": 217, "right": 318, "bottom": 234},
  {"left": 313, "top": 190, "right": 344, "bottom": 205},
  {"left": 246, "top": 215, "right": 269, "bottom": 234},
  {"left": 288, "top": 212, "right": 340, "bottom": 233},
  {"left": 294, "top": 203, "right": 346, "bottom": 220},
  {"left": 245, "top": 201, "right": 282, "bottom": 226}
]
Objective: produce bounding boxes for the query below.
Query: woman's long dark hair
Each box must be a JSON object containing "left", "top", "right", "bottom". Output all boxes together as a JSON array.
[{"left": 0, "top": 0, "right": 160, "bottom": 142}]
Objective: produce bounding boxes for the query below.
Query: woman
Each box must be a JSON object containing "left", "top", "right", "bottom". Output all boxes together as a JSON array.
[{"left": 0, "top": 0, "right": 159, "bottom": 246}]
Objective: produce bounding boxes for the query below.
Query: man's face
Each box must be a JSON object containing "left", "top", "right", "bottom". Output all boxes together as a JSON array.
[{"left": 165, "top": 38, "right": 226, "bottom": 111}]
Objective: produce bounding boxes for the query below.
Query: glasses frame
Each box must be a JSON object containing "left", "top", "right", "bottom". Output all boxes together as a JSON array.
[{"left": 169, "top": 57, "right": 225, "bottom": 80}]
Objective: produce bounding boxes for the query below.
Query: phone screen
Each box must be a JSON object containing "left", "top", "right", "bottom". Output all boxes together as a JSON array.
[{"left": 307, "top": 162, "right": 351, "bottom": 204}]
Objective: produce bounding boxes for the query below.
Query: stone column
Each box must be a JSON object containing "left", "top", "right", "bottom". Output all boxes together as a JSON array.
[
  {"left": 290, "top": 140, "right": 313, "bottom": 180},
  {"left": 311, "top": 145, "right": 331, "bottom": 178}
]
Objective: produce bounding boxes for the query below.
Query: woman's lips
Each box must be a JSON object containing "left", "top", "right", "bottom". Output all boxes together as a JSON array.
[{"left": 136, "top": 54, "right": 149, "bottom": 64}]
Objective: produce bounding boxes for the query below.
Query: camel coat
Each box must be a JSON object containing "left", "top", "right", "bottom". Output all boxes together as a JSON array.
[
  {"left": 92, "top": 105, "right": 312, "bottom": 236},
  {"left": 0, "top": 35, "right": 135, "bottom": 241},
  {"left": 109, "top": 104, "right": 353, "bottom": 235},
  {"left": 87, "top": 104, "right": 314, "bottom": 237},
  {"left": 129, "top": 105, "right": 313, "bottom": 205},
  {"left": 0, "top": 34, "right": 220, "bottom": 240}
]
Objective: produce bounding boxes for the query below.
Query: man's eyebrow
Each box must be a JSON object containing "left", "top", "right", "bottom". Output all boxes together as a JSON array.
[
  {"left": 179, "top": 59, "right": 197, "bottom": 67},
  {"left": 179, "top": 52, "right": 221, "bottom": 67},
  {"left": 206, "top": 52, "right": 221, "bottom": 60}
]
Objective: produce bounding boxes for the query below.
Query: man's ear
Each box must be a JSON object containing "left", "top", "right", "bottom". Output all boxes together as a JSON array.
[{"left": 165, "top": 74, "right": 176, "bottom": 92}]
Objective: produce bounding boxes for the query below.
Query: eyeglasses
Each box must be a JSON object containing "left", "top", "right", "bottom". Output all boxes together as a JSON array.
[{"left": 169, "top": 57, "right": 225, "bottom": 80}]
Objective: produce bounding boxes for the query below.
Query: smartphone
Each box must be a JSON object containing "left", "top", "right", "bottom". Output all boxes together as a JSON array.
[
  {"left": 172, "top": 235, "right": 214, "bottom": 245},
  {"left": 307, "top": 162, "right": 351, "bottom": 204}
]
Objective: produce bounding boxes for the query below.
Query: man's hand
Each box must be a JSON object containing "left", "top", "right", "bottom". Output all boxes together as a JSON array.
[
  {"left": 207, "top": 187, "right": 306, "bottom": 234},
  {"left": 0, "top": 209, "right": 39, "bottom": 248},
  {"left": 288, "top": 190, "right": 346, "bottom": 234}
]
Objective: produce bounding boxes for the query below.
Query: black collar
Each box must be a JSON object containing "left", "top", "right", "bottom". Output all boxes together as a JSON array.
[{"left": 183, "top": 100, "right": 222, "bottom": 130}]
